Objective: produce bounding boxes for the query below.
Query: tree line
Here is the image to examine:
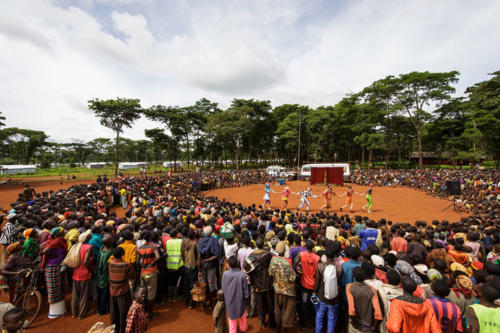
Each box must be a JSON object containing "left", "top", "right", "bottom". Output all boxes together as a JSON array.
[{"left": 1, "top": 70, "right": 499, "bottom": 175}]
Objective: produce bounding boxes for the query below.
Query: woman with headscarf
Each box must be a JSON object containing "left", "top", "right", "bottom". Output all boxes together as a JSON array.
[
  {"left": 41, "top": 227, "right": 68, "bottom": 318},
  {"left": 22, "top": 228, "right": 38, "bottom": 264},
  {"left": 0, "top": 242, "right": 26, "bottom": 303}
]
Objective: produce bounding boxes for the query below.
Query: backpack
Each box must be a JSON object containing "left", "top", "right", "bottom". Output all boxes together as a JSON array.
[
  {"left": 323, "top": 264, "right": 338, "bottom": 300},
  {"left": 63, "top": 242, "right": 82, "bottom": 269}
]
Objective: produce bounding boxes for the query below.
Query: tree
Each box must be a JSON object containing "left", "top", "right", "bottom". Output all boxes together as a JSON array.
[
  {"left": 87, "top": 138, "right": 112, "bottom": 162},
  {"left": 466, "top": 70, "right": 500, "bottom": 168},
  {"left": 381, "top": 71, "right": 459, "bottom": 168},
  {"left": 144, "top": 105, "right": 186, "bottom": 170},
  {"left": 145, "top": 128, "right": 173, "bottom": 163},
  {"left": 88, "top": 98, "right": 142, "bottom": 177},
  {"left": 206, "top": 106, "right": 253, "bottom": 170},
  {"left": 0, "top": 127, "right": 48, "bottom": 164}
]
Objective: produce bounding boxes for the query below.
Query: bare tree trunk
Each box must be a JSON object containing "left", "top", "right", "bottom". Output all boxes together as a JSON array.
[
  {"left": 416, "top": 127, "right": 423, "bottom": 169},
  {"left": 114, "top": 132, "right": 119, "bottom": 177}
]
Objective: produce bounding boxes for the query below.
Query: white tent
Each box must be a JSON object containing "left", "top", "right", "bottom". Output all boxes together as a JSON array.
[{"left": 0, "top": 165, "right": 37, "bottom": 175}]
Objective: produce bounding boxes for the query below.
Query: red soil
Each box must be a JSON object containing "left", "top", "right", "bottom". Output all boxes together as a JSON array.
[{"left": 205, "top": 180, "right": 464, "bottom": 223}]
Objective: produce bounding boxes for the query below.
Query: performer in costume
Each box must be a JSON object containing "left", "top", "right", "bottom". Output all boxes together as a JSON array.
[
  {"left": 339, "top": 185, "right": 355, "bottom": 212},
  {"left": 281, "top": 187, "right": 292, "bottom": 210},
  {"left": 361, "top": 183, "right": 374, "bottom": 213},
  {"left": 262, "top": 183, "right": 276, "bottom": 209},
  {"left": 319, "top": 185, "right": 335, "bottom": 212},
  {"left": 296, "top": 187, "right": 317, "bottom": 212}
]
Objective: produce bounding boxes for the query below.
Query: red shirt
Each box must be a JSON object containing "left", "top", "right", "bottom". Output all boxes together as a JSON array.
[
  {"left": 299, "top": 251, "right": 319, "bottom": 290},
  {"left": 73, "top": 244, "right": 92, "bottom": 281}
]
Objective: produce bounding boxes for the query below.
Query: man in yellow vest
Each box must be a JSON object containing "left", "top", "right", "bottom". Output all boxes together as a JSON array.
[
  {"left": 166, "top": 229, "right": 184, "bottom": 302},
  {"left": 467, "top": 281, "right": 500, "bottom": 333}
]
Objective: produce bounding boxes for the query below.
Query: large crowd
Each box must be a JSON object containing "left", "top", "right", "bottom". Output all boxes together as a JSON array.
[{"left": 0, "top": 167, "right": 499, "bottom": 333}]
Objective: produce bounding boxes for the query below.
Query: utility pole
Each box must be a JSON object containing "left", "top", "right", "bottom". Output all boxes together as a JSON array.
[{"left": 297, "top": 108, "right": 302, "bottom": 193}]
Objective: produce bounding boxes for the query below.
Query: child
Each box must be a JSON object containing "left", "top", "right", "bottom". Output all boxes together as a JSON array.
[
  {"left": 2, "top": 307, "right": 26, "bottom": 333},
  {"left": 212, "top": 289, "right": 227, "bottom": 333},
  {"left": 125, "top": 287, "right": 148, "bottom": 333}
]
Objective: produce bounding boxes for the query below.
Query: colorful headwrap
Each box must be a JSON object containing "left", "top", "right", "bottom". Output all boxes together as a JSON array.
[
  {"left": 395, "top": 260, "right": 423, "bottom": 285},
  {"left": 50, "top": 227, "right": 63, "bottom": 238},
  {"left": 23, "top": 228, "right": 34, "bottom": 239},
  {"left": 427, "top": 269, "right": 442, "bottom": 281},
  {"left": 6, "top": 242, "right": 22, "bottom": 257}
]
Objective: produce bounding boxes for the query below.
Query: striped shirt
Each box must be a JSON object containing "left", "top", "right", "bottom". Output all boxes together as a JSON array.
[
  {"left": 108, "top": 259, "right": 134, "bottom": 296},
  {"left": 137, "top": 242, "right": 157, "bottom": 275},
  {"left": 427, "top": 297, "right": 463, "bottom": 333},
  {"left": 0, "top": 222, "right": 17, "bottom": 245}
]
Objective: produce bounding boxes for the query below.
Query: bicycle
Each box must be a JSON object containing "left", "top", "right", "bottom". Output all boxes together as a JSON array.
[{"left": 13, "top": 264, "right": 43, "bottom": 327}]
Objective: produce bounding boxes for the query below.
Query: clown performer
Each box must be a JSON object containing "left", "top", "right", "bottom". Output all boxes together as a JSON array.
[
  {"left": 360, "top": 183, "right": 374, "bottom": 213},
  {"left": 319, "top": 185, "right": 335, "bottom": 212},
  {"left": 339, "top": 185, "right": 356, "bottom": 213},
  {"left": 296, "top": 187, "right": 318, "bottom": 212},
  {"left": 262, "top": 183, "right": 277, "bottom": 209},
  {"left": 281, "top": 187, "right": 292, "bottom": 210}
]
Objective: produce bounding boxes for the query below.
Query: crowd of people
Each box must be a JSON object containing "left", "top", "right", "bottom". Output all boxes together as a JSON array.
[
  {"left": 352, "top": 168, "right": 500, "bottom": 216},
  {"left": 0, "top": 167, "right": 498, "bottom": 333}
]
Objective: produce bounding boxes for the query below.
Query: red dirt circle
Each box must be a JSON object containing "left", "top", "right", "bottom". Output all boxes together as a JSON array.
[{"left": 205, "top": 180, "right": 464, "bottom": 223}]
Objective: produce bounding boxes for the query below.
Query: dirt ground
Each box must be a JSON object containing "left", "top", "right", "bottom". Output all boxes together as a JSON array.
[
  {"left": 0, "top": 178, "right": 464, "bottom": 332},
  {"left": 205, "top": 180, "right": 464, "bottom": 223}
]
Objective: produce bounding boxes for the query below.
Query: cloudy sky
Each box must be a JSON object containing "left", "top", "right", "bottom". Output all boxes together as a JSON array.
[{"left": 1, "top": 0, "right": 499, "bottom": 142}]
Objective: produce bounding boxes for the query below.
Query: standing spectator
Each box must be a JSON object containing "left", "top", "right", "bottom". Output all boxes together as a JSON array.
[
  {"left": 346, "top": 267, "right": 383, "bottom": 332},
  {"left": 125, "top": 286, "right": 148, "bottom": 333},
  {"left": 244, "top": 237, "right": 275, "bottom": 329},
  {"left": 212, "top": 290, "right": 227, "bottom": 333},
  {"left": 137, "top": 230, "right": 160, "bottom": 318},
  {"left": 96, "top": 234, "right": 114, "bottom": 315},
  {"left": 313, "top": 245, "right": 341, "bottom": 333},
  {"left": 269, "top": 241, "right": 296, "bottom": 332},
  {"left": 340, "top": 246, "right": 362, "bottom": 287},
  {"left": 222, "top": 256, "right": 250, "bottom": 333},
  {"left": 165, "top": 229, "right": 184, "bottom": 302},
  {"left": 294, "top": 240, "right": 319, "bottom": 331},
  {"left": 109, "top": 247, "right": 134, "bottom": 333},
  {"left": 386, "top": 276, "right": 441, "bottom": 333},
  {"left": 198, "top": 226, "right": 221, "bottom": 305},
  {"left": 392, "top": 230, "right": 408, "bottom": 253},
  {"left": 426, "top": 279, "right": 463, "bottom": 333},
  {"left": 117, "top": 230, "right": 137, "bottom": 293},
  {"left": 71, "top": 230, "right": 94, "bottom": 319},
  {"left": 377, "top": 270, "right": 404, "bottom": 333},
  {"left": 467, "top": 282, "right": 500, "bottom": 333},
  {"left": 181, "top": 229, "right": 198, "bottom": 308},
  {"left": 41, "top": 227, "right": 68, "bottom": 318},
  {"left": 0, "top": 214, "right": 18, "bottom": 266},
  {"left": 359, "top": 221, "right": 378, "bottom": 251}
]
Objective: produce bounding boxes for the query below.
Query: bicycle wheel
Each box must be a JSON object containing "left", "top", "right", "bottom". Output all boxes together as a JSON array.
[{"left": 21, "top": 290, "right": 42, "bottom": 327}]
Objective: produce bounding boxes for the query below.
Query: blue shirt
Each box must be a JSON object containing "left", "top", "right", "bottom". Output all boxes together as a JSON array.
[
  {"left": 340, "top": 259, "right": 362, "bottom": 287},
  {"left": 359, "top": 228, "right": 378, "bottom": 251},
  {"left": 353, "top": 223, "right": 365, "bottom": 236}
]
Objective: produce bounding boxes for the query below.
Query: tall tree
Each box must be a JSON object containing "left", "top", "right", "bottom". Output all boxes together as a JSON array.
[
  {"left": 382, "top": 71, "right": 459, "bottom": 168},
  {"left": 466, "top": 70, "right": 500, "bottom": 168},
  {"left": 88, "top": 98, "right": 142, "bottom": 177}
]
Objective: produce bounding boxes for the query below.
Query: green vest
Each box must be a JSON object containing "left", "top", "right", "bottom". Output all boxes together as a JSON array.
[
  {"left": 166, "top": 238, "right": 184, "bottom": 270},
  {"left": 470, "top": 304, "right": 500, "bottom": 333}
]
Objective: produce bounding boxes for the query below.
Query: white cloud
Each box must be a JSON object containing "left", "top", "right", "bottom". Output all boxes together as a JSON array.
[{"left": 0, "top": 0, "right": 499, "bottom": 142}]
